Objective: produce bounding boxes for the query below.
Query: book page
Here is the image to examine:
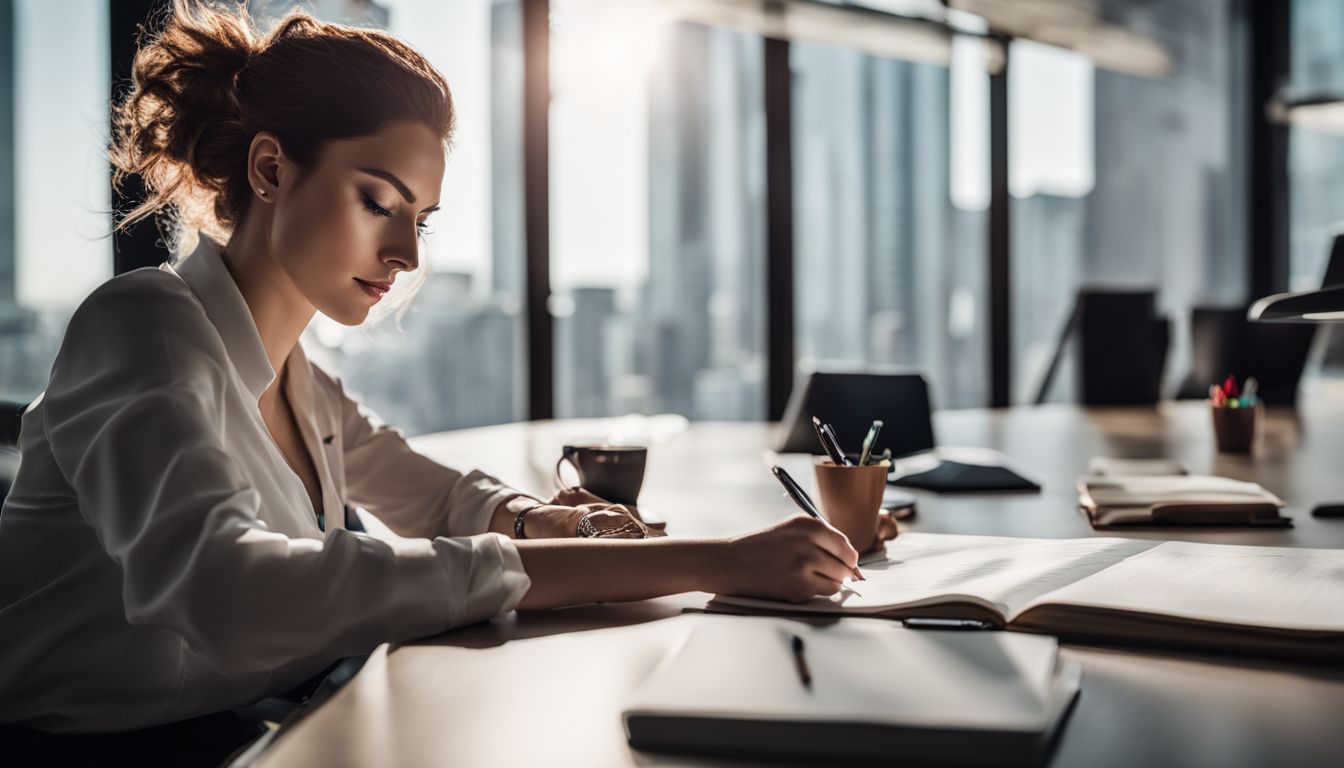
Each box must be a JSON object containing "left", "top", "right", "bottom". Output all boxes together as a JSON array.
[
  {"left": 1026, "top": 541, "right": 1344, "bottom": 631},
  {"left": 714, "top": 532, "right": 1155, "bottom": 619}
]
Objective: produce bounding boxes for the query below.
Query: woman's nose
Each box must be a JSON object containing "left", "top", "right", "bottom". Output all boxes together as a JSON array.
[{"left": 381, "top": 238, "right": 419, "bottom": 274}]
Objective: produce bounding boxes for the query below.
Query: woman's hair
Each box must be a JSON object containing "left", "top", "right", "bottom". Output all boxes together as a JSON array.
[{"left": 110, "top": 0, "right": 454, "bottom": 252}]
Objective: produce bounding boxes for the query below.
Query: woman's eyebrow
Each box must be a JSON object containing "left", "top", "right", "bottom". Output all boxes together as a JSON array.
[{"left": 357, "top": 166, "right": 416, "bottom": 204}]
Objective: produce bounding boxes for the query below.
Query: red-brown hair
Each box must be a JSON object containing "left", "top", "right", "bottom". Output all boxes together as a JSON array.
[{"left": 110, "top": 0, "right": 454, "bottom": 248}]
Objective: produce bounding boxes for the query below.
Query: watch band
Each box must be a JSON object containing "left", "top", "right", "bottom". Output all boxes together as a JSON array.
[
  {"left": 513, "top": 504, "right": 536, "bottom": 539},
  {"left": 506, "top": 494, "right": 544, "bottom": 539}
]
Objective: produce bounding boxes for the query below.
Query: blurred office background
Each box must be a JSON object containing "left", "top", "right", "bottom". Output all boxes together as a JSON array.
[{"left": 2, "top": 0, "right": 1342, "bottom": 434}]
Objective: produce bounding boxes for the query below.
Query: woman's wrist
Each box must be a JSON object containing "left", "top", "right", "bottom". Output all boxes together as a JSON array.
[
  {"left": 691, "top": 538, "right": 737, "bottom": 595},
  {"left": 517, "top": 502, "right": 585, "bottom": 539}
]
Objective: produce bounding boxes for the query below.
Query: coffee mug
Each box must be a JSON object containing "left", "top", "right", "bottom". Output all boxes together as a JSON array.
[{"left": 555, "top": 445, "right": 648, "bottom": 506}]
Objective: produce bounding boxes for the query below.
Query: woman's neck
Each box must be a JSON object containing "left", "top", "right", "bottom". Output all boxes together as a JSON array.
[{"left": 220, "top": 215, "right": 316, "bottom": 387}]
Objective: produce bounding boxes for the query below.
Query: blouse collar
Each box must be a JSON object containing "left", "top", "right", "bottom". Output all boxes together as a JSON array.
[{"left": 166, "top": 235, "right": 277, "bottom": 402}]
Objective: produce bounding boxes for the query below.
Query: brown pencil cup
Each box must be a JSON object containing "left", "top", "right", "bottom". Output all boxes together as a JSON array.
[
  {"left": 1211, "top": 402, "right": 1263, "bottom": 454},
  {"left": 812, "top": 457, "right": 887, "bottom": 552}
]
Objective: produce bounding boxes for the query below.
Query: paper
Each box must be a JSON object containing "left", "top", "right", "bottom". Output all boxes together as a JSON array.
[
  {"left": 716, "top": 532, "right": 1154, "bottom": 620},
  {"left": 1028, "top": 541, "right": 1344, "bottom": 631}
]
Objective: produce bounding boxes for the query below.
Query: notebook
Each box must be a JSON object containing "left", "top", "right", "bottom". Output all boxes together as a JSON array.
[
  {"left": 623, "top": 616, "right": 1080, "bottom": 766},
  {"left": 1086, "top": 457, "right": 1189, "bottom": 477},
  {"left": 1078, "top": 475, "right": 1288, "bottom": 527},
  {"left": 708, "top": 533, "right": 1344, "bottom": 661}
]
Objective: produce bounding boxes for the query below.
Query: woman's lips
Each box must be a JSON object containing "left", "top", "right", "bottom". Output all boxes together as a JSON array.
[{"left": 354, "top": 278, "right": 390, "bottom": 299}]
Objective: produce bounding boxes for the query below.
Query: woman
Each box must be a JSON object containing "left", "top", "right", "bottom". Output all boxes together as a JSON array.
[{"left": 0, "top": 1, "right": 896, "bottom": 758}]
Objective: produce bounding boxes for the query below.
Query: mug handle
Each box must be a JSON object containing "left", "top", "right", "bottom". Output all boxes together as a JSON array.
[{"left": 555, "top": 446, "right": 581, "bottom": 492}]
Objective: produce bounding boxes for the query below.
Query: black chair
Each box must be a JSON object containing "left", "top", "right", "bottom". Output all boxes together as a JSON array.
[
  {"left": 1035, "top": 289, "right": 1171, "bottom": 406},
  {"left": 1175, "top": 308, "right": 1315, "bottom": 404},
  {"left": 1177, "top": 232, "right": 1344, "bottom": 403},
  {"left": 1, "top": 400, "right": 26, "bottom": 448}
]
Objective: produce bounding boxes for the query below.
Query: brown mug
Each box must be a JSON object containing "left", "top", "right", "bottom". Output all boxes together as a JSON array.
[
  {"left": 555, "top": 445, "right": 648, "bottom": 506},
  {"left": 812, "top": 457, "right": 887, "bottom": 552}
]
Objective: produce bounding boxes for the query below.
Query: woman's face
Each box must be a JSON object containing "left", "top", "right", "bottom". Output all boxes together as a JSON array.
[{"left": 267, "top": 120, "right": 446, "bottom": 325}]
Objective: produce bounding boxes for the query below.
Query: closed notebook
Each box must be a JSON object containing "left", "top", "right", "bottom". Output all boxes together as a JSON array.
[
  {"left": 623, "top": 616, "right": 1080, "bottom": 767},
  {"left": 1078, "top": 475, "right": 1287, "bottom": 527}
]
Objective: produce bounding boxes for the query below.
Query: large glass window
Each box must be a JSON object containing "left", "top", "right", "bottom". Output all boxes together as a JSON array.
[
  {"left": 1289, "top": 0, "right": 1344, "bottom": 291},
  {"left": 1010, "top": 0, "right": 1245, "bottom": 403},
  {"left": 549, "top": 0, "right": 767, "bottom": 420},
  {"left": 1289, "top": 0, "right": 1344, "bottom": 374},
  {"left": 278, "top": 0, "right": 526, "bottom": 435},
  {"left": 791, "top": 34, "right": 990, "bottom": 409},
  {"left": 0, "top": 1, "right": 111, "bottom": 404}
]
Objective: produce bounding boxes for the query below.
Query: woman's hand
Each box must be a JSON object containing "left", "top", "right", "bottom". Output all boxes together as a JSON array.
[
  {"left": 548, "top": 487, "right": 668, "bottom": 537},
  {"left": 513, "top": 487, "right": 666, "bottom": 539},
  {"left": 714, "top": 516, "right": 861, "bottom": 603}
]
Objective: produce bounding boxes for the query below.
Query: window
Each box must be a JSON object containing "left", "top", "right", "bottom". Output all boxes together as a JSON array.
[
  {"left": 1289, "top": 0, "right": 1344, "bottom": 291},
  {"left": 1289, "top": 0, "right": 1344, "bottom": 373},
  {"left": 791, "top": 35, "right": 990, "bottom": 409},
  {"left": 1010, "top": 0, "right": 1245, "bottom": 403},
  {"left": 0, "top": 1, "right": 111, "bottom": 404},
  {"left": 278, "top": 0, "right": 527, "bottom": 435},
  {"left": 549, "top": 0, "right": 767, "bottom": 419}
]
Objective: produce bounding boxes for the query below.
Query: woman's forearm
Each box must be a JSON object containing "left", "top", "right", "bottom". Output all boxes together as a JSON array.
[{"left": 511, "top": 537, "right": 728, "bottom": 610}]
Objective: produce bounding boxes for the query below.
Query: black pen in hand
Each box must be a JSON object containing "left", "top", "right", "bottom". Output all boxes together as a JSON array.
[{"left": 770, "top": 465, "right": 866, "bottom": 581}]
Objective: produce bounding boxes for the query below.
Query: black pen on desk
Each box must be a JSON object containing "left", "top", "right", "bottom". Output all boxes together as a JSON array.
[
  {"left": 770, "top": 465, "right": 866, "bottom": 581},
  {"left": 902, "top": 617, "right": 995, "bottom": 631},
  {"left": 789, "top": 634, "right": 812, "bottom": 688}
]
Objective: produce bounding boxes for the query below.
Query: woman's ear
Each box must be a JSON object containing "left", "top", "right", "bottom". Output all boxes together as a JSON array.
[{"left": 246, "top": 131, "right": 285, "bottom": 204}]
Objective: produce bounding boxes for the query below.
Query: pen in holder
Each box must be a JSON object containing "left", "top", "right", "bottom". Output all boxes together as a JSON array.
[
  {"left": 812, "top": 457, "right": 888, "bottom": 552},
  {"left": 1209, "top": 375, "right": 1262, "bottom": 454}
]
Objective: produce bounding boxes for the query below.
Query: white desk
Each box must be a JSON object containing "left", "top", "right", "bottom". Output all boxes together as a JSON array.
[{"left": 255, "top": 402, "right": 1344, "bottom": 767}]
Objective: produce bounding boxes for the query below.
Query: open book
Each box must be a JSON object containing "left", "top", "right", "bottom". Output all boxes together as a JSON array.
[
  {"left": 709, "top": 533, "right": 1344, "bottom": 661},
  {"left": 624, "top": 616, "right": 1080, "bottom": 766}
]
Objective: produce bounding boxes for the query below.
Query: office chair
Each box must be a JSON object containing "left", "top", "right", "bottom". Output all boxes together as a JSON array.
[
  {"left": 1177, "top": 232, "right": 1344, "bottom": 403},
  {"left": 1035, "top": 289, "right": 1170, "bottom": 406}
]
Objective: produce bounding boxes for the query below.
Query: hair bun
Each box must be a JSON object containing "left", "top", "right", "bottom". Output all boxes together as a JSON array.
[
  {"left": 110, "top": 0, "right": 456, "bottom": 251},
  {"left": 111, "top": 0, "right": 259, "bottom": 245}
]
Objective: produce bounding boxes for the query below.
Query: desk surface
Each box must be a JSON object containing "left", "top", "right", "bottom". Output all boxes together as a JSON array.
[{"left": 256, "top": 402, "right": 1344, "bottom": 767}]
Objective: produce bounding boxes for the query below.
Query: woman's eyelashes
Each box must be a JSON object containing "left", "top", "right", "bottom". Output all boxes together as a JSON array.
[
  {"left": 361, "top": 193, "right": 392, "bottom": 218},
  {"left": 361, "top": 193, "right": 433, "bottom": 237}
]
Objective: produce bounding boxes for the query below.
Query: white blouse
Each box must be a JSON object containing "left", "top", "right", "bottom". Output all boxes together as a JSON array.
[{"left": 0, "top": 236, "right": 531, "bottom": 733}]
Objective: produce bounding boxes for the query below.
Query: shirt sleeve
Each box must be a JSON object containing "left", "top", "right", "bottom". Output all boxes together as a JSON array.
[
  {"left": 319, "top": 365, "right": 533, "bottom": 540},
  {"left": 40, "top": 273, "right": 530, "bottom": 677}
]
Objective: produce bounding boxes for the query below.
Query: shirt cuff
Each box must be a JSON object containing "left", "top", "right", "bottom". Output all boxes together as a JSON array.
[
  {"left": 431, "top": 532, "right": 532, "bottom": 629},
  {"left": 443, "top": 469, "right": 536, "bottom": 537}
]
